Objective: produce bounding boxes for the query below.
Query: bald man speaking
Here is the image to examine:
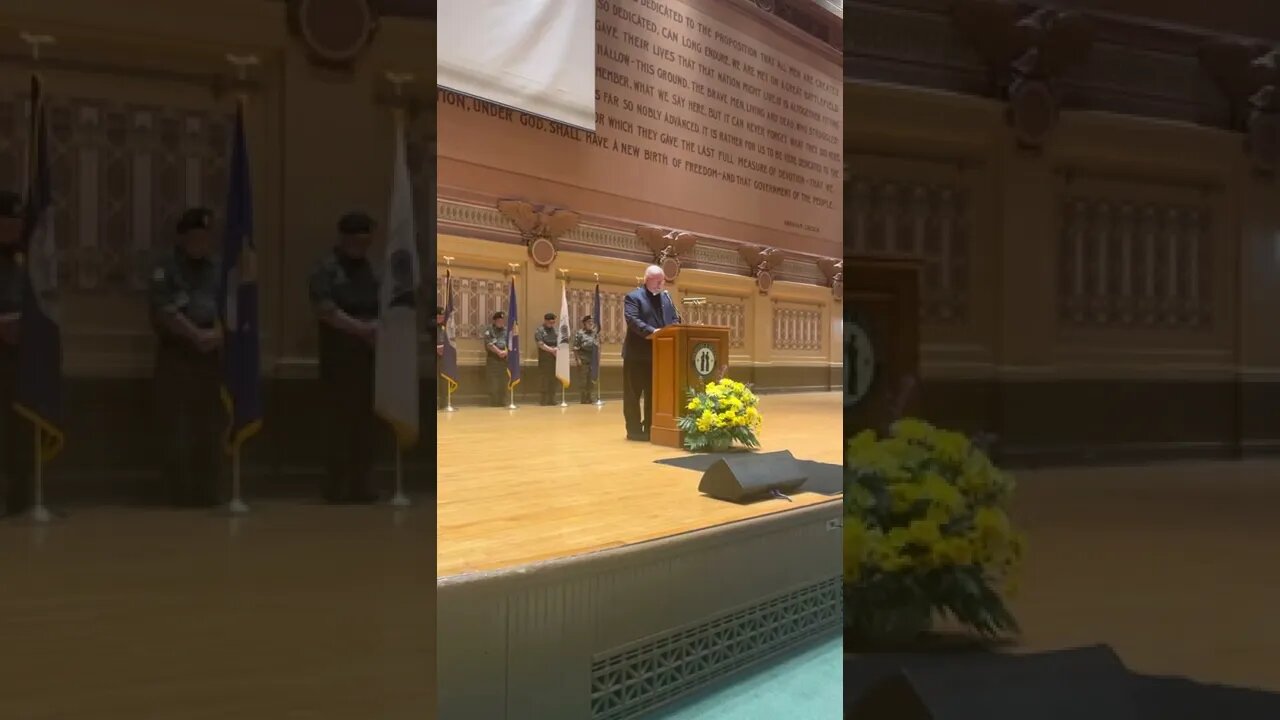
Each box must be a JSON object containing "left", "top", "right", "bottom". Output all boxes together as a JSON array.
[{"left": 621, "top": 265, "right": 681, "bottom": 441}]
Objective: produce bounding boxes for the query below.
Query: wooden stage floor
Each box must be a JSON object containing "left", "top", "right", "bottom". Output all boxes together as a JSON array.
[
  {"left": 1007, "top": 459, "right": 1280, "bottom": 692},
  {"left": 0, "top": 504, "right": 433, "bottom": 719},
  {"left": 437, "top": 391, "right": 843, "bottom": 578}
]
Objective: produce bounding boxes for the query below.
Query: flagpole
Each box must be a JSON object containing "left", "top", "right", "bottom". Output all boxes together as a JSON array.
[
  {"left": 384, "top": 71, "right": 415, "bottom": 509},
  {"left": 558, "top": 270, "right": 569, "bottom": 408},
  {"left": 224, "top": 53, "right": 258, "bottom": 517},
  {"left": 21, "top": 31, "right": 56, "bottom": 525},
  {"left": 506, "top": 265, "right": 519, "bottom": 411},
  {"left": 593, "top": 273, "right": 605, "bottom": 407},
  {"left": 29, "top": 427, "right": 52, "bottom": 523},
  {"left": 442, "top": 258, "right": 457, "bottom": 413}
]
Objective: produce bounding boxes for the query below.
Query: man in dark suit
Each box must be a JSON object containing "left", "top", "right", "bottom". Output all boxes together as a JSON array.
[{"left": 622, "top": 265, "right": 681, "bottom": 441}]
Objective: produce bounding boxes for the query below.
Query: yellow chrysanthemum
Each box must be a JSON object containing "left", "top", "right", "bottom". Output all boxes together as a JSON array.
[{"left": 687, "top": 398, "right": 702, "bottom": 411}]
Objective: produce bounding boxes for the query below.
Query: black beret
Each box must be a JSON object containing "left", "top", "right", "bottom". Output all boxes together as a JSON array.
[
  {"left": 0, "top": 191, "right": 23, "bottom": 219},
  {"left": 492, "top": 311, "right": 505, "bottom": 320},
  {"left": 582, "top": 315, "right": 593, "bottom": 323},
  {"left": 544, "top": 313, "right": 556, "bottom": 321},
  {"left": 176, "top": 207, "right": 213, "bottom": 234},
  {"left": 436, "top": 306, "right": 445, "bottom": 315},
  {"left": 338, "top": 211, "right": 375, "bottom": 235}
]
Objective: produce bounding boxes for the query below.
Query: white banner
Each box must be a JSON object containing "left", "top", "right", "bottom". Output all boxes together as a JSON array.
[{"left": 438, "top": 0, "right": 596, "bottom": 130}]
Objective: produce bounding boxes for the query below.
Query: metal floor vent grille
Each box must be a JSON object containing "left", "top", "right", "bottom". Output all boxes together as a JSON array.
[{"left": 589, "top": 576, "right": 841, "bottom": 719}]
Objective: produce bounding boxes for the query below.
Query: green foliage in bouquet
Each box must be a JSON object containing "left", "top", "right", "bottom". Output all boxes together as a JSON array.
[
  {"left": 677, "top": 379, "right": 762, "bottom": 452},
  {"left": 844, "top": 419, "right": 1024, "bottom": 644}
]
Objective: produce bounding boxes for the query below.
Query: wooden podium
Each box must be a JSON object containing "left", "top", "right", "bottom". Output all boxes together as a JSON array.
[
  {"left": 846, "top": 256, "right": 921, "bottom": 438},
  {"left": 650, "top": 324, "right": 732, "bottom": 448}
]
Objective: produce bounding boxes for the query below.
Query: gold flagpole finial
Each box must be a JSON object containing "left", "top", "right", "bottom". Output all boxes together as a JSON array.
[
  {"left": 20, "top": 33, "right": 55, "bottom": 61},
  {"left": 442, "top": 255, "right": 454, "bottom": 267},
  {"left": 385, "top": 72, "right": 414, "bottom": 130},
  {"left": 226, "top": 54, "right": 259, "bottom": 105},
  {"left": 507, "top": 262, "right": 520, "bottom": 276}
]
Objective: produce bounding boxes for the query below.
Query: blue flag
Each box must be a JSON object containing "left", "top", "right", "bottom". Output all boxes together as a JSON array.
[
  {"left": 506, "top": 277, "right": 521, "bottom": 389},
  {"left": 14, "top": 73, "right": 64, "bottom": 462},
  {"left": 441, "top": 270, "right": 458, "bottom": 392},
  {"left": 591, "top": 283, "right": 601, "bottom": 382},
  {"left": 218, "top": 102, "right": 263, "bottom": 452}
]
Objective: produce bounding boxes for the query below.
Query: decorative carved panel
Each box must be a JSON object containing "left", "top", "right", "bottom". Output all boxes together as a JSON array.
[
  {"left": 0, "top": 90, "right": 231, "bottom": 294},
  {"left": 1058, "top": 196, "right": 1212, "bottom": 329},
  {"left": 679, "top": 297, "right": 746, "bottom": 349},
  {"left": 435, "top": 274, "right": 511, "bottom": 340},
  {"left": 568, "top": 286, "right": 628, "bottom": 346},
  {"left": 773, "top": 304, "right": 823, "bottom": 352},
  {"left": 845, "top": 174, "right": 968, "bottom": 323}
]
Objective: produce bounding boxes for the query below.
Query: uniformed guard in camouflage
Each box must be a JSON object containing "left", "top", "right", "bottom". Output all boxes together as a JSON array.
[
  {"left": 0, "top": 190, "right": 32, "bottom": 516},
  {"left": 572, "top": 315, "right": 600, "bottom": 405},
  {"left": 149, "top": 206, "right": 223, "bottom": 507},
  {"left": 309, "top": 210, "right": 382, "bottom": 504},
  {"left": 534, "top": 312, "right": 559, "bottom": 405},
  {"left": 482, "top": 311, "right": 508, "bottom": 406}
]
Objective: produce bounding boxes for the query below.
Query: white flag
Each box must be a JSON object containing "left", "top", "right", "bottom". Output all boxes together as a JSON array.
[
  {"left": 555, "top": 283, "right": 572, "bottom": 387},
  {"left": 374, "top": 118, "right": 420, "bottom": 448}
]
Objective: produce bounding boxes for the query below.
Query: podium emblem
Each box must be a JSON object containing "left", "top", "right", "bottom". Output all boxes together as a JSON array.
[
  {"left": 846, "top": 319, "right": 875, "bottom": 407},
  {"left": 692, "top": 343, "right": 717, "bottom": 379}
]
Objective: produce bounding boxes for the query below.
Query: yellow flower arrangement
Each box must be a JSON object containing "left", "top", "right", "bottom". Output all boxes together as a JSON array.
[
  {"left": 678, "top": 378, "right": 762, "bottom": 451},
  {"left": 845, "top": 418, "right": 1025, "bottom": 644}
]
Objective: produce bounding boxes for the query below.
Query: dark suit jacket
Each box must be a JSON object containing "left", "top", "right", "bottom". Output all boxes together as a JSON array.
[{"left": 623, "top": 287, "right": 680, "bottom": 362}]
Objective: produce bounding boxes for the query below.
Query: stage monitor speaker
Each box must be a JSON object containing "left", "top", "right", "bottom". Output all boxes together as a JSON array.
[
  {"left": 697, "top": 450, "right": 807, "bottom": 502},
  {"left": 848, "top": 645, "right": 1139, "bottom": 720}
]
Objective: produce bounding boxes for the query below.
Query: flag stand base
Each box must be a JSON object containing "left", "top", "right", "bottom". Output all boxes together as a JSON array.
[
  {"left": 27, "top": 505, "right": 54, "bottom": 524},
  {"left": 444, "top": 404, "right": 456, "bottom": 413},
  {"left": 390, "top": 493, "right": 411, "bottom": 508},
  {"left": 226, "top": 498, "right": 250, "bottom": 515}
]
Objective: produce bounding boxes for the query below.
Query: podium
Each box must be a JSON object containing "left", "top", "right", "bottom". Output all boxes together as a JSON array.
[
  {"left": 650, "top": 324, "right": 732, "bottom": 448},
  {"left": 846, "top": 256, "right": 920, "bottom": 438}
]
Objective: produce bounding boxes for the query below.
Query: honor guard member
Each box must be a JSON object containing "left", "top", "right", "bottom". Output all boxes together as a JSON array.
[
  {"left": 0, "top": 191, "right": 32, "bottom": 516},
  {"left": 572, "top": 315, "right": 600, "bottom": 404},
  {"left": 309, "top": 211, "right": 382, "bottom": 504},
  {"left": 482, "top": 311, "right": 508, "bottom": 406},
  {"left": 435, "top": 305, "right": 447, "bottom": 409},
  {"left": 149, "top": 207, "right": 223, "bottom": 507},
  {"left": 535, "top": 312, "right": 559, "bottom": 405}
]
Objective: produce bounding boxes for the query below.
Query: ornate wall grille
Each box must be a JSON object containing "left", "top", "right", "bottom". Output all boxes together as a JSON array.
[
  {"left": 568, "top": 286, "right": 627, "bottom": 345},
  {"left": 773, "top": 306, "right": 823, "bottom": 351},
  {"left": 589, "top": 576, "right": 841, "bottom": 720},
  {"left": 1058, "top": 197, "right": 1211, "bottom": 328},
  {"left": 845, "top": 174, "right": 968, "bottom": 322},
  {"left": 679, "top": 299, "right": 746, "bottom": 349},
  {"left": 435, "top": 274, "right": 511, "bottom": 340},
  {"left": 0, "top": 91, "right": 231, "bottom": 294}
]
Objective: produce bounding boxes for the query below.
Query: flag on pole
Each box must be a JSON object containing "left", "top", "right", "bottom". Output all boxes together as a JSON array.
[
  {"left": 374, "top": 115, "right": 421, "bottom": 448},
  {"left": 555, "top": 283, "right": 571, "bottom": 387},
  {"left": 440, "top": 270, "right": 458, "bottom": 393},
  {"left": 591, "top": 283, "right": 602, "bottom": 382},
  {"left": 506, "top": 278, "right": 521, "bottom": 389},
  {"left": 219, "top": 101, "right": 263, "bottom": 453},
  {"left": 13, "top": 73, "right": 63, "bottom": 462}
]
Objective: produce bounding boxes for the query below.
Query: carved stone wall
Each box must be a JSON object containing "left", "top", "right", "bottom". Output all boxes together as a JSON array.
[
  {"left": 679, "top": 297, "right": 747, "bottom": 350},
  {"left": 1058, "top": 194, "right": 1212, "bottom": 329},
  {"left": 846, "top": 0, "right": 1236, "bottom": 128},
  {"left": 845, "top": 174, "right": 968, "bottom": 322},
  {"left": 0, "top": 91, "right": 232, "bottom": 293},
  {"left": 772, "top": 304, "right": 824, "bottom": 351}
]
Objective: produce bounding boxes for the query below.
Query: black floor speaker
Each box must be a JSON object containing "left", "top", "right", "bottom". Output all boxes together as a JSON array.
[
  {"left": 847, "top": 645, "right": 1141, "bottom": 719},
  {"left": 696, "top": 450, "right": 807, "bottom": 502}
]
